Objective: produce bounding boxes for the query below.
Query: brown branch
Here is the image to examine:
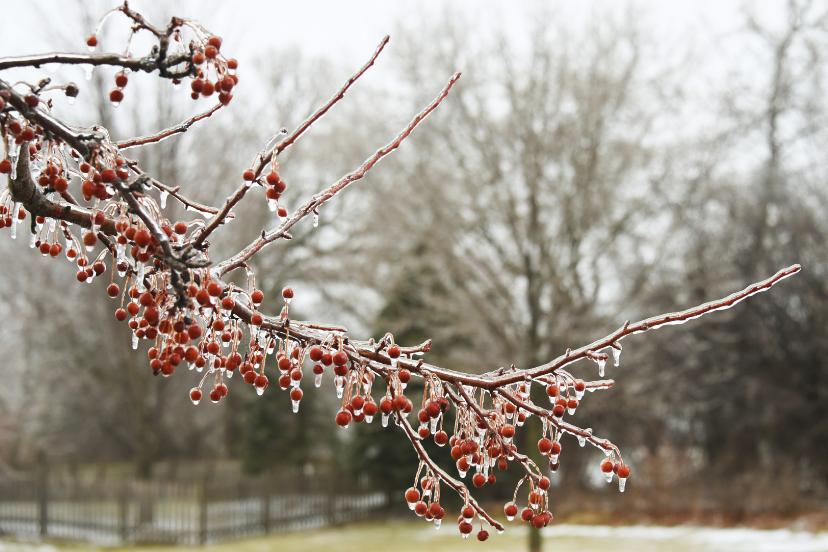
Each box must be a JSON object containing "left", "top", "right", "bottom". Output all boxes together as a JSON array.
[
  {"left": 215, "top": 72, "right": 462, "bottom": 276},
  {"left": 191, "top": 35, "right": 391, "bottom": 248},
  {"left": 0, "top": 51, "right": 192, "bottom": 78},
  {"left": 7, "top": 142, "right": 117, "bottom": 236}
]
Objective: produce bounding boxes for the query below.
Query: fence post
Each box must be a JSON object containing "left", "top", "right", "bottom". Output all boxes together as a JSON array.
[
  {"left": 118, "top": 479, "right": 128, "bottom": 541},
  {"left": 37, "top": 464, "right": 48, "bottom": 537},
  {"left": 198, "top": 477, "right": 208, "bottom": 545},
  {"left": 261, "top": 476, "right": 272, "bottom": 535}
]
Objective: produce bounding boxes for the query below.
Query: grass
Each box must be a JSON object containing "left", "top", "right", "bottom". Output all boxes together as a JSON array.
[{"left": 3, "top": 520, "right": 828, "bottom": 552}]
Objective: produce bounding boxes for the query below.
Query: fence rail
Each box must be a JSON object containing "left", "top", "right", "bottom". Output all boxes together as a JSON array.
[{"left": 0, "top": 470, "right": 387, "bottom": 544}]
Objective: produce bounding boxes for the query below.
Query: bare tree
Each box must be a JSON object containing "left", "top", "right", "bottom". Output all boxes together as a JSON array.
[{"left": 0, "top": 3, "right": 799, "bottom": 541}]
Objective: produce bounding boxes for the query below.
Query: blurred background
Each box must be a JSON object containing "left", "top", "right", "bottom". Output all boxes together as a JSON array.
[{"left": 1, "top": 0, "right": 828, "bottom": 550}]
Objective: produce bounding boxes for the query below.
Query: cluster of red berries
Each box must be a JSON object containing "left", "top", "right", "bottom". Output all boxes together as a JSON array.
[{"left": 189, "top": 36, "right": 237, "bottom": 106}]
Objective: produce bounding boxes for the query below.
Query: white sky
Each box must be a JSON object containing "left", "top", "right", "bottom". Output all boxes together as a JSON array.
[{"left": 0, "top": 1, "right": 757, "bottom": 67}]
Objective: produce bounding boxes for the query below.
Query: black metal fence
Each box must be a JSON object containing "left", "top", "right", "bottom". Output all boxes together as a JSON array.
[{"left": 0, "top": 469, "right": 387, "bottom": 544}]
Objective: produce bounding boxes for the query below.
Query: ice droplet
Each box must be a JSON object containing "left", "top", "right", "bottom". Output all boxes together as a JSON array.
[
  {"left": 173, "top": 82, "right": 181, "bottom": 91},
  {"left": 292, "top": 400, "right": 300, "bottom": 413},
  {"left": 314, "top": 373, "right": 323, "bottom": 388},
  {"left": 256, "top": 386, "right": 265, "bottom": 396},
  {"left": 605, "top": 472, "right": 613, "bottom": 483},
  {"left": 111, "top": 101, "right": 120, "bottom": 108},
  {"left": 497, "top": 529, "right": 505, "bottom": 535},
  {"left": 462, "top": 533, "right": 469, "bottom": 539},
  {"left": 365, "top": 414, "right": 374, "bottom": 423},
  {"left": 598, "top": 358, "right": 606, "bottom": 377},
  {"left": 313, "top": 213, "right": 319, "bottom": 227},
  {"left": 132, "top": 332, "right": 138, "bottom": 349},
  {"left": 382, "top": 413, "right": 389, "bottom": 427},
  {"left": 434, "top": 519, "right": 441, "bottom": 529},
  {"left": 28, "top": 232, "right": 36, "bottom": 248},
  {"left": 159, "top": 190, "right": 168, "bottom": 208},
  {"left": 619, "top": 478, "right": 627, "bottom": 492},
  {"left": 613, "top": 345, "right": 622, "bottom": 367},
  {"left": 67, "top": 96, "right": 76, "bottom": 105}
]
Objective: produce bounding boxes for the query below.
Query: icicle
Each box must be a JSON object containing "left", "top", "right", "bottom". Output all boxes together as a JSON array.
[
  {"left": 605, "top": 472, "right": 613, "bottom": 483},
  {"left": 335, "top": 376, "right": 344, "bottom": 398},
  {"left": 292, "top": 400, "right": 300, "bottom": 413},
  {"left": 132, "top": 332, "right": 138, "bottom": 349},
  {"left": 313, "top": 213, "right": 319, "bottom": 227},
  {"left": 188, "top": 362, "right": 194, "bottom": 371},
  {"left": 28, "top": 231, "right": 36, "bottom": 248},
  {"left": 159, "top": 190, "right": 168, "bottom": 208},
  {"left": 84, "top": 65, "right": 93, "bottom": 80},
  {"left": 391, "top": 357, "right": 398, "bottom": 368},
  {"left": 314, "top": 373, "right": 323, "bottom": 388},
  {"left": 434, "top": 519, "right": 441, "bottom": 529},
  {"left": 136, "top": 262, "right": 145, "bottom": 290},
  {"left": 597, "top": 358, "right": 606, "bottom": 377},
  {"left": 578, "top": 435, "right": 586, "bottom": 447},
  {"left": 256, "top": 386, "right": 265, "bottom": 396},
  {"left": 382, "top": 413, "right": 390, "bottom": 427},
  {"left": 430, "top": 417, "right": 438, "bottom": 433},
  {"left": 612, "top": 345, "right": 622, "bottom": 367},
  {"left": 67, "top": 95, "right": 76, "bottom": 105},
  {"left": 619, "top": 478, "right": 627, "bottom": 492},
  {"left": 10, "top": 203, "right": 20, "bottom": 239}
]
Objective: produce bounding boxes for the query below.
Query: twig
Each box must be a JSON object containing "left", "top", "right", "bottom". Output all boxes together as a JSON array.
[
  {"left": 215, "top": 72, "right": 462, "bottom": 276},
  {"left": 191, "top": 35, "right": 391, "bottom": 248},
  {"left": 115, "top": 104, "right": 223, "bottom": 150}
]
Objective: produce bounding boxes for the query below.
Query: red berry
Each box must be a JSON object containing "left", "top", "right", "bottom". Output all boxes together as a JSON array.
[
  {"left": 335, "top": 409, "right": 352, "bottom": 428},
  {"left": 398, "top": 370, "right": 411, "bottom": 384},
  {"left": 290, "top": 388, "right": 303, "bottom": 402},
  {"left": 86, "top": 36, "right": 98, "bottom": 48},
  {"left": 574, "top": 380, "right": 586, "bottom": 392},
  {"left": 0, "top": 160, "right": 11, "bottom": 174},
  {"left": 387, "top": 345, "right": 401, "bottom": 358},
  {"left": 218, "top": 93, "right": 232, "bottom": 106},
  {"left": 190, "top": 388, "right": 202, "bottom": 403},
  {"left": 546, "top": 385, "right": 559, "bottom": 397},
  {"left": 115, "top": 308, "right": 127, "bottom": 321},
  {"left": 202, "top": 81, "right": 215, "bottom": 97},
  {"left": 207, "top": 36, "right": 222, "bottom": 50},
  {"left": 204, "top": 45, "right": 218, "bottom": 59},
  {"left": 477, "top": 530, "right": 489, "bottom": 542},
  {"left": 115, "top": 73, "right": 129, "bottom": 89},
  {"left": 219, "top": 76, "right": 234, "bottom": 93},
  {"left": 251, "top": 313, "right": 263, "bottom": 326},
  {"left": 193, "top": 54, "right": 205, "bottom": 66},
  {"left": 538, "top": 476, "right": 550, "bottom": 490},
  {"left": 243, "top": 170, "right": 255, "bottom": 181},
  {"left": 209, "top": 389, "right": 221, "bottom": 403},
  {"left": 207, "top": 282, "right": 223, "bottom": 296},
  {"left": 282, "top": 286, "right": 294, "bottom": 299},
  {"left": 618, "top": 465, "right": 631, "bottom": 479},
  {"left": 107, "top": 284, "right": 120, "bottom": 297},
  {"left": 254, "top": 374, "right": 268, "bottom": 390},
  {"left": 552, "top": 405, "right": 565, "bottom": 417},
  {"left": 472, "top": 474, "right": 485, "bottom": 488},
  {"left": 24, "top": 95, "right": 39, "bottom": 108},
  {"left": 333, "top": 352, "right": 348, "bottom": 366},
  {"left": 109, "top": 89, "right": 124, "bottom": 104}
]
